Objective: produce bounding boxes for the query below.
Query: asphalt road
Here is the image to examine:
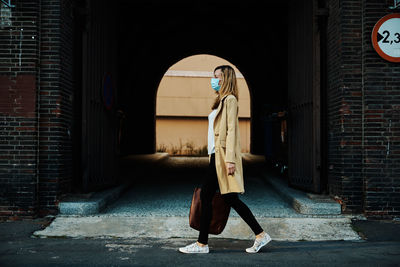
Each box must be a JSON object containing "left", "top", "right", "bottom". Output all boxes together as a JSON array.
[{"left": 1, "top": 217, "right": 400, "bottom": 266}]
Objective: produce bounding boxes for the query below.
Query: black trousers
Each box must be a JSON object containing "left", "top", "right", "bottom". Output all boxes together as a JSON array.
[{"left": 197, "top": 153, "right": 263, "bottom": 245}]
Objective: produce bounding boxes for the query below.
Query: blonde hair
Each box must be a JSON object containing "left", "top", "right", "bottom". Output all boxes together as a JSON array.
[{"left": 211, "top": 65, "right": 239, "bottom": 109}]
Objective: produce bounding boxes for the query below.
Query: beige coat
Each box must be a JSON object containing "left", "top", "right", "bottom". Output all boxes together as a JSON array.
[{"left": 210, "top": 94, "right": 245, "bottom": 195}]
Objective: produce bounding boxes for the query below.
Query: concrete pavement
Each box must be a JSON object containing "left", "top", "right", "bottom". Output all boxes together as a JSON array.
[
  {"left": 34, "top": 163, "right": 362, "bottom": 241},
  {"left": 32, "top": 215, "right": 361, "bottom": 241}
]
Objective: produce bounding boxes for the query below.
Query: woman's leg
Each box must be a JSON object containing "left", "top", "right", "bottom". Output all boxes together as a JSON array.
[
  {"left": 197, "top": 154, "right": 219, "bottom": 245},
  {"left": 222, "top": 193, "right": 264, "bottom": 236}
]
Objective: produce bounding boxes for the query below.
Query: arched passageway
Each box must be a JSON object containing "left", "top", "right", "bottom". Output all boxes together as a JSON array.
[
  {"left": 116, "top": 0, "right": 288, "bottom": 157},
  {"left": 73, "top": 0, "right": 326, "bottom": 196}
]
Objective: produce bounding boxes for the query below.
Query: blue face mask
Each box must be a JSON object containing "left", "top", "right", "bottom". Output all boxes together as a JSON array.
[{"left": 211, "top": 78, "right": 221, "bottom": 91}]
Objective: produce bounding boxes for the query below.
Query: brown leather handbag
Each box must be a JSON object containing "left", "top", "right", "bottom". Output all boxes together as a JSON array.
[{"left": 189, "top": 187, "right": 231, "bottom": 235}]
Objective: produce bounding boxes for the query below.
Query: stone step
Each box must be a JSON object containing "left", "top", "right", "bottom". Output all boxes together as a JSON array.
[
  {"left": 58, "top": 183, "right": 131, "bottom": 215},
  {"left": 263, "top": 174, "right": 342, "bottom": 215}
]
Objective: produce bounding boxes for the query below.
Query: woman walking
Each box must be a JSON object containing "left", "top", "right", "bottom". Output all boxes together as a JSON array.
[{"left": 179, "top": 65, "right": 272, "bottom": 254}]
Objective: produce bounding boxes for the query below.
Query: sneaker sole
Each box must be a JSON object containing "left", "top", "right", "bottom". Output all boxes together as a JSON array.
[
  {"left": 178, "top": 248, "right": 209, "bottom": 254},
  {"left": 246, "top": 236, "right": 272, "bottom": 253}
]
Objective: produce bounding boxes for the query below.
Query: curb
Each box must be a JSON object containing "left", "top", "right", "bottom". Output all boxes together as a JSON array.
[
  {"left": 58, "top": 183, "right": 131, "bottom": 215},
  {"left": 263, "top": 174, "right": 342, "bottom": 215}
]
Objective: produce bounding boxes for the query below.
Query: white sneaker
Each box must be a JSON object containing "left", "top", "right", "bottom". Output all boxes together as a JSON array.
[
  {"left": 245, "top": 233, "right": 272, "bottom": 253},
  {"left": 179, "top": 242, "right": 209, "bottom": 254}
]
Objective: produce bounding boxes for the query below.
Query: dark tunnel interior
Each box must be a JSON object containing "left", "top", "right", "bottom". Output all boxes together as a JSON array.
[
  {"left": 71, "top": 0, "right": 291, "bottom": 192},
  {"left": 115, "top": 1, "right": 288, "bottom": 156}
]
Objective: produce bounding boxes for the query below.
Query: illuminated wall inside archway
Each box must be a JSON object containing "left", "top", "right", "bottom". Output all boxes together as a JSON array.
[{"left": 156, "top": 54, "right": 251, "bottom": 155}]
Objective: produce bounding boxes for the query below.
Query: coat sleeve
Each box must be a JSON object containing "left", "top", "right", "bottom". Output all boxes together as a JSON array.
[{"left": 225, "top": 96, "right": 238, "bottom": 163}]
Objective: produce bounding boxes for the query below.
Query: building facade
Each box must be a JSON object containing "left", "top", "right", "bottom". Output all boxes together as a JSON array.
[{"left": 0, "top": 0, "right": 399, "bottom": 220}]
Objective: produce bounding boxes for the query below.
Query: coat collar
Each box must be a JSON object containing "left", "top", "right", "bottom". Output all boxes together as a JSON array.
[
  {"left": 215, "top": 94, "right": 229, "bottom": 115},
  {"left": 213, "top": 94, "right": 229, "bottom": 127}
]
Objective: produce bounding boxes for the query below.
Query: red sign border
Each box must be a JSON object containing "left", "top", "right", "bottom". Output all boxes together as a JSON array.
[{"left": 371, "top": 13, "right": 400, "bottom": 63}]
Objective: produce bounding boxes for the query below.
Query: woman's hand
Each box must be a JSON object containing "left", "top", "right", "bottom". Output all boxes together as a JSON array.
[{"left": 226, "top": 162, "right": 236, "bottom": 175}]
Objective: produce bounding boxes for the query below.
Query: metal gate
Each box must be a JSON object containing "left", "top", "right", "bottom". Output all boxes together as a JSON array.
[
  {"left": 78, "top": 0, "right": 119, "bottom": 192},
  {"left": 287, "top": 0, "right": 322, "bottom": 193}
]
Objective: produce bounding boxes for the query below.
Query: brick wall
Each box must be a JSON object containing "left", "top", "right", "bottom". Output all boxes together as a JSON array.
[
  {"left": 327, "top": 0, "right": 364, "bottom": 213},
  {"left": 327, "top": 0, "right": 400, "bottom": 218},
  {"left": 0, "top": 0, "right": 74, "bottom": 220},
  {"left": 362, "top": 0, "right": 400, "bottom": 218},
  {"left": 37, "top": 0, "right": 74, "bottom": 217},
  {"left": 327, "top": 0, "right": 344, "bottom": 203},
  {"left": 0, "top": 1, "right": 40, "bottom": 219}
]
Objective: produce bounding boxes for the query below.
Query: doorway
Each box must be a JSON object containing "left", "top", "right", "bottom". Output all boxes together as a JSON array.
[{"left": 72, "top": 0, "right": 328, "bottom": 196}]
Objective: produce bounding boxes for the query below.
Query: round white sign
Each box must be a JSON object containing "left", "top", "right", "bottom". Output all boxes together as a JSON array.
[{"left": 371, "top": 13, "right": 400, "bottom": 62}]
